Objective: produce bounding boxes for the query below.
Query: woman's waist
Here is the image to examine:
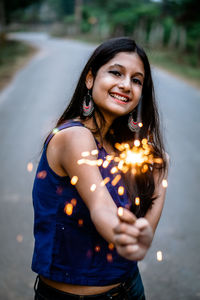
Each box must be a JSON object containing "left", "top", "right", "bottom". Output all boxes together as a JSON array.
[{"left": 40, "top": 276, "right": 120, "bottom": 295}]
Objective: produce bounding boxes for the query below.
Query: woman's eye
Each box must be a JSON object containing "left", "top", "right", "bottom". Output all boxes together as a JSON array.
[
  {"left": 109, "top": 70, "right": 121, "bottom": 76},
  {"left": 132, "top": 78, "right": 142, "bottom": 85}
]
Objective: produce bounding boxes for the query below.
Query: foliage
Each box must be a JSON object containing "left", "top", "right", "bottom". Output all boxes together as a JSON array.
[{"left": 4, "top": 0, "right": 42, "bottom": 23}]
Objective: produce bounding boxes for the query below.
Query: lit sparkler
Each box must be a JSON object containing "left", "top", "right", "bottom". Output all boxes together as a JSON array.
[{"left": 114, "top": 139, "right": 158, "bottom": 175}]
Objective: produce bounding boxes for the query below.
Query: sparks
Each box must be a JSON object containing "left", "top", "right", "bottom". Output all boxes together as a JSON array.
[
  {"left": 27, "top": 162, "right": 33, "bottom": 172},
  {"left": 90, "top": 184, "right": 96, "bottom": 192},
  {"left": 135, "top": 197, "right": 140, "bottom": 206},
  {"left": 162, "top": 179, "right": 168, "bottom": 188},
  {"left": 91, "top": 149, "right": 98, "bottom": 155},
  {"left": 102, "top": 160, "right": 110, "bottom": 168},
  {"left": 78, "top": 219, "right": 83, "bottom": 226},
  {"left": 107, "top": 253, "right": 113, "bottom": 262},
  {"left": 71, "top": 176, "right": 78, "bottom": 185},
  {"left": 100, "top": 177, "right": 110, "bottom": 186},
  {"left": 157, "top": 251, "right": 163, "bottom": 261},
  {"left": 118, "top": 186, "right": 124, "bottom": 195},
  {"left": 111, "top": 174, "right": 121, "bottom": 186},
  {"left": 95, "top": 245, "right": 101, "bottom": 252},
  {"left": 64, "top": 203, "right": 73, "bottom": 215},
  {"left": 108, "top": 243, "right": 114, "bottom": 250},
  {"left": 118, "top": 207, "right": 123, "bottom": 217},
  {"left": 114, "top": 140, "right": 161, "bottom": 175},
  {"left": 81, "top": 151, "right": 90, "bottom": 157},
  {"left": 52, "top": 128, "right": 59, "bottom": 134},
  {"left": 71, "top": 198, "right": 77, "bottom": 206}
]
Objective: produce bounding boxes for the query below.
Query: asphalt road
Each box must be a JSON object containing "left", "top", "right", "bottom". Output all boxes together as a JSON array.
[{"left": 0, "top": 33, "right": 200, "bottom": 300}]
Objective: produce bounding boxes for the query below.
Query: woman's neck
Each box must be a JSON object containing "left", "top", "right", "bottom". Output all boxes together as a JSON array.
[{"left": 82, "top": 115, "right": 112, "bottom": 139}]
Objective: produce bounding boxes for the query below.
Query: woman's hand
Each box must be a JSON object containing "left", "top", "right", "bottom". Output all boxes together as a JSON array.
[{"left": 113, "top": 208, "right": 153, "bottom": 261}]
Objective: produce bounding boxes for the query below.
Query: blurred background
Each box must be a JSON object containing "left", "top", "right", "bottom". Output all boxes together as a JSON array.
[
  {"left": 0, "top": 0, "right": 200, "bottom": 88},
  {"left": 0, "top": 0, "right": 200, "bottom": 299}
]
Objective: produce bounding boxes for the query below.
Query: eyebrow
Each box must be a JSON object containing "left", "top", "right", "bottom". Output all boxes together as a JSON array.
[{"left": 109, "top": 64, "right": 144, "bottom": 78}]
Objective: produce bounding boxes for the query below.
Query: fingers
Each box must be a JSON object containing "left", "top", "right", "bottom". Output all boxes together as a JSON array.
[
  {"left": 134, "top": 218, "right": 149, "bottom": 230},
  {"left": 115, "top": 244, "right": 142, "bottom": 261},
  {"left": 114, "top": 222, "right": 140, "bottom": 238},
  {"left": 114, "top": 233, "right": 138, "bottom": 246},
  {"left": 117, "top": 207, "right": 137, "bottom": 224}
]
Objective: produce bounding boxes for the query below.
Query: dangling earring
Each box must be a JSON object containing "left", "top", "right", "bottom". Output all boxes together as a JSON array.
[
  {"left": 128, "top": 113, "right": 139, "bottom": 132},
  {"left": 82, "top": 90, "right": 94, "bottom": 117},
  {"left": 128, "top": 96, "right": 143, "bottom": 132}
]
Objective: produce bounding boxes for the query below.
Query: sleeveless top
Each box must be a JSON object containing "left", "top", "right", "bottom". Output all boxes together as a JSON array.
[{"left": 32, "top": 120, "right": 137, "bottom": 286}]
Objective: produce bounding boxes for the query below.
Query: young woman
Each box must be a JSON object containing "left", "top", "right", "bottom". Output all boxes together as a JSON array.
[{"left": 32, "top": 37, "right": 168, "bottom": 300}]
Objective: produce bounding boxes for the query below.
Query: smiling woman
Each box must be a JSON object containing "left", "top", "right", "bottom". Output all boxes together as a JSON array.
[
  {"left": 32, "top": 37, "right": 168, "bottom": 300},
  {"left": 85, "top": 52, "right": 144, "bottom": 124}
]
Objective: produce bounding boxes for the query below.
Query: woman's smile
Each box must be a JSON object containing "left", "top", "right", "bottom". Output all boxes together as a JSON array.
[
  {"left": 109, "top": 92, "right": 130, "bottom": 103},
  {"left": 86, "top": 51, "right": 144, "bottom": 124}
]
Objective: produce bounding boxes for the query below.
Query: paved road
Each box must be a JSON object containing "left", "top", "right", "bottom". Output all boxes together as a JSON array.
[{"left": 0, "top": 33, "right": 199, "bottom": 300}]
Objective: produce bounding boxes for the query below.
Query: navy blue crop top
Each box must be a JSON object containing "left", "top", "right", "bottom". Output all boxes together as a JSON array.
[{"left": 32, "top": 120, "right": 137, "bottom": 286}]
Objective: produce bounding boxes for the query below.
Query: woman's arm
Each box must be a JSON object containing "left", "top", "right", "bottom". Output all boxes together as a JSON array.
[{"left": 54, "top": 126, "right": 123, "bottom": 243}]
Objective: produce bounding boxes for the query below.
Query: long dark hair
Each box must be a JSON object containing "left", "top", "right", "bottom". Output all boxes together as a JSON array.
[{"left": 56, "top": 37, "right": 167, "bottom": 217}]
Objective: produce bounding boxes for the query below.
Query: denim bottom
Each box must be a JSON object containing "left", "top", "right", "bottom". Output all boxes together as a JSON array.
[{"left": 34, "top": 268, "right": 145, "bottom": 300}]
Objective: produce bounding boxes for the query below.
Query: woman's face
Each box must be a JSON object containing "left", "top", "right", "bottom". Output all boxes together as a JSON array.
[{"left": 86, "top": 52, "right": 145, "bottom": 124}]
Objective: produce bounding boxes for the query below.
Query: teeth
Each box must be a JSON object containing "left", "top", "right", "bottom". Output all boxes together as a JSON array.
[{"left": 110, "top": 93, "right": 129, "bottom": 102}]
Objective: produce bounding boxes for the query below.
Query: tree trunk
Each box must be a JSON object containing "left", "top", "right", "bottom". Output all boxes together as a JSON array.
[{"left": 74, "top": 0, "right": 82, "bottom": 34}]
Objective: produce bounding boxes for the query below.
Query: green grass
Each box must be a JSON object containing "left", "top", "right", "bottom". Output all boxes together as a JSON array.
[
  {"left": 147, "top": 49, "right": 200, "bottom": 87},
  {"left": 0, "top": 40, "right": 36, "bottom": 90}
]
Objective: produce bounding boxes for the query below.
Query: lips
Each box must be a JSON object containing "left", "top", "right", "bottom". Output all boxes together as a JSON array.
[{"left": 109, "top": 92, "right": 130, "bottom": 103}]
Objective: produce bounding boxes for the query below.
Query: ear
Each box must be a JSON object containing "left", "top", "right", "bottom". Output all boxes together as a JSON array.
[{"left": 85, "top": 70, "right": 94, "bottom": 89}]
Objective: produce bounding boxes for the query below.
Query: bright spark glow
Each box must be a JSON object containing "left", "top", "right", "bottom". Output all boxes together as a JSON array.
[
  {"left": 90, "top": 184, "right": 96, "bottom": 192},
  {"left": 100, "top": 177, "right": 110, "bottom": 186},
  {"left": 138, "top": 122, "right": 143, "bottom": 128},
  {"left": 107, "top": 253, "right": 113, "bottom": 262},
  {"left": 106, "top": 155, "right": 113, "bottom": 161},
  {"left": 108, "top": 243, "right": 114, "bottom": 250},
  {"left": 77, "top": 159, "right": 102, "bottom": 166},
  {"left": 91, "top": 149, "right": 98, "bottom": 155},
  {"left": 125, "top": 150, "right": 144, "bottom": 165},
  {"left": 71, "top": 198, "right": 77, "bottom": 206},
  {"left": 102, "top": 160, "right": 109, "bottom": 168},
  {"left": 52, "top": 128, "right": 59, "bottom": 134},
  {"left": 97, "top": 159, "right": 103, "bottom": 166},
  {"left": 114, "top": 140, "right": 161, "bottom": 175},
  {"left": 78, "top": 219, "right": 83, "bottom": 226},
  {"left": 71, "top": 176, "right": 78, "bottom": 185},
  {"left": 81, "top": 151, "right": 90, "bottom": 157},
  {"left": 162, "top": 179, "right": 168, "bottom": 188},
  {"left": 37, "top": 170, "right": 47, "bottom": 179},
  {"left": 110, "top": 167, "right": 118, "bottom": 174},
  {"left": 64, "top": 203, "right": 73, "bottom": 215},
  {"left": 118, "top": 207, "right": 123, "bottom": 217},
  {"left": 95, "top": 245, "right": 101, "bottom": 252},
  {"left": 134, "top": 140, "right": 140, "bottom": 147},
  {"left": 154, "top": 158, "right": 163, "bottom": 164},
  {"left": 135, "top": 197, "right": 140, "bottom": 206},
  {"left": 118, "top": 186, "right": 124, "bottom": 195},
  {"left": 27, "top": 162, "right": 33, "bottom": 172},
  {"left": 142, "top": 138, "right": 148, "bottom": 145},
  {"left": 111, "top": 174, "right": 121, "bottom": 186},
  {"left": 157, "top": 251, "right": 163, "bottom": 261},
  {"left": 141, "top": 164, "right": 148, "bottom": 173},
  {"left": 75, "top": 139, "right": 163, "bottom": 196}
]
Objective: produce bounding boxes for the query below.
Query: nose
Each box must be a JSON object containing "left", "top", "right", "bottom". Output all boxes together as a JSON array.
[{"left": 118, "top": 76, "right": 131, "bottom": 92}]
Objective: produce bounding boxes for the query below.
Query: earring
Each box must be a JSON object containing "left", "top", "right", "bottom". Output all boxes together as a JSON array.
[
  {"left": 83, "top": 90, "right": 94, "bottom": 117},
  {"left": 128, "top": 114, "right": 140, "bottom": 132}
]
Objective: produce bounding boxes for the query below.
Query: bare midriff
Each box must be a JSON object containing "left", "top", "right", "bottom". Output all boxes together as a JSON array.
[{"left": 40, "top": 276, "right": 120, "bottom": 295}]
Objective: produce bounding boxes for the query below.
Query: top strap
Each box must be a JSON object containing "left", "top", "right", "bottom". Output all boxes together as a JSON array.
[{"left": 44, "top": 120, "right": 84, "bottom": 148}]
